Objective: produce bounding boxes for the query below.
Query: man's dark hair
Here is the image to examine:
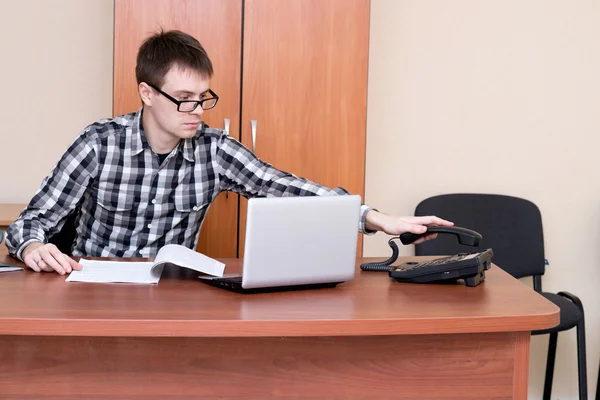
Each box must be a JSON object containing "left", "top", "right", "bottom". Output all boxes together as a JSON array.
[{"left": 136, "top": 29, "right": 214, "bottom": 87}]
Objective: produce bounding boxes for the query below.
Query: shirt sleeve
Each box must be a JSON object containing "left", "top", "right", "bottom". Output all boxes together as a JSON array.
[
  {"left": 215, "top": 133, "right": 377, "bottom": 235},
  {"left": 5, "top": 131, "right": 98, "bottom": 260}
]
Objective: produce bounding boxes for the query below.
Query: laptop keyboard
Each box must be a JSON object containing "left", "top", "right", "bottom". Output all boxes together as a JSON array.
[
  {"left": 207, "top": 276, "right": 243, "bottom": 291},
  {"left": 217, "top": 276, "right": 243, "bottom": 283},
  {"left": 199, "top": 275, "right": 342, "bottom": 294}
]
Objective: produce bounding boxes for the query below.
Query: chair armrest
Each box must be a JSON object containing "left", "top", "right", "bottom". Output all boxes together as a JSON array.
[{"left": 557, "top": 291, "right": 584, "bottom": 310}]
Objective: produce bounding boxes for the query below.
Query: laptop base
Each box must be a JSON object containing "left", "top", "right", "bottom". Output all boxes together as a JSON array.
[{"left": 198, "top": 276, "right": 342, "bottom": 294}]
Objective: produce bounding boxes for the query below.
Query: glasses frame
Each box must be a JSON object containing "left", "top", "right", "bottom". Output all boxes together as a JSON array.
[{"left": 147, "top": 83, "right": 219, "bottom": 112}]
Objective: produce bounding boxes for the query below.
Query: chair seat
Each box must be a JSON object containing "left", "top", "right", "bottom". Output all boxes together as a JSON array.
[{"left": 532, "top": 292, "right": 582, "bottom": 335}]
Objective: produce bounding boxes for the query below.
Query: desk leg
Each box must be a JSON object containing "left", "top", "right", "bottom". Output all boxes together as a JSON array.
[
  {"left": 513, "top": 331, "right": 531, "bottom": 399},
  {"left": 0, "top": 332, "right": 530, "bottom": 399}
]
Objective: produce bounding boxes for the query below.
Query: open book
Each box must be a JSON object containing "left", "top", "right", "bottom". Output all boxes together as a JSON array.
[{"left": 66, "top": 244, "right": 225, "bottom": 284}]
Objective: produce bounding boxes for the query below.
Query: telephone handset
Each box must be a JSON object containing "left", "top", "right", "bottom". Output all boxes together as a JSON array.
[
  {"left": 399, "top": 226, "right": 482, "bottom": 246},
  {"left": 360, "top": 226, "right": 483, "bottom": 272}
]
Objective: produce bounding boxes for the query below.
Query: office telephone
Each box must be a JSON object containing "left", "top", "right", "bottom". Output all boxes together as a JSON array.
[{"left": 360, "top": 226, "right": 493, "bottom": 287}]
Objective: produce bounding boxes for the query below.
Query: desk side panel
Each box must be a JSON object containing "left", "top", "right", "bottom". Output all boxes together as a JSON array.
[{"left": 0, "top": 333, "right": 524, "bottom": 399}]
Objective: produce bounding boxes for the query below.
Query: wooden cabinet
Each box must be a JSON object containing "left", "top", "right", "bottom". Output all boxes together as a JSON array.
[
  {"left": 114, "top": 0, "right": 242, "bottom": 258},
  {"left": 0, "top": 204, "right": 27, "bottom": 256},
  {"left": 114, "top": 0, "right": 369, "bottom": 257}
]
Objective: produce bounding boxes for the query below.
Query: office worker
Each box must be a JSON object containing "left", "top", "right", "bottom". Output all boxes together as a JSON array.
[{"left": 5, "top": 30, "right": 453, "bottom": 275}]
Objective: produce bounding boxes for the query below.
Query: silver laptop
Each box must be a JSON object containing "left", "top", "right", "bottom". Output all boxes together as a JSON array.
[{"left": 199, "top": 195, "right": 361, "bottom": 293}]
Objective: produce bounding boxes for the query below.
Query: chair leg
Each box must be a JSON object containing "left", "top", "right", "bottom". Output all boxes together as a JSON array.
[
  {"left": 557, "top": 291, "right": 588, "bottom": 399},
  {"left": 575, "top": 318, "right": 588, "bottom": 400},
  {"left": 543, "top": 332, "right": 558, "bottom": 400},
  {"left": 596, "top": 360, "right": 599, "bottom": 400}
]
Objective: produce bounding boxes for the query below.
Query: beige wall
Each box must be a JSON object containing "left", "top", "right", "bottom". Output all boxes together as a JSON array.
[
  {"left": 0, "top": 0, "right": 598, "bottom": 398},
  {"left": 0, "top": 0, "right": 113, "bottom": 203},
  {"left": 365, "top": 0, "right": 600, "bottom": 398}
]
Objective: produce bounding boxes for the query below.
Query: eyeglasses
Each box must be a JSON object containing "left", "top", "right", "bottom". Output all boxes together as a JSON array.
[{"left": 147, "top": 83, "right": 219, "bottom": 112}]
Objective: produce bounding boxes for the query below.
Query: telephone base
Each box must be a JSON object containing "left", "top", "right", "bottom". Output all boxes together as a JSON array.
[
  {"left": 389, "top": 249, "right": 493, "bottom": 288},
  {"left": 463, "top": 271, "right": 486, "bottom": 287},
  {"left": 414, "top": 270, "right": 486, "bottom": 287}
]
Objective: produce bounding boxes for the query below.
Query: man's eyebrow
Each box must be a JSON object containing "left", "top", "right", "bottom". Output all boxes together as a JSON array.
[{"left": 172, "top": 90, "right": 196, "bottom": 96}]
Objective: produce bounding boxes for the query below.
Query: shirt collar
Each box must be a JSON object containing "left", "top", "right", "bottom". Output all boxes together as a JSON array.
[
  {"left": 179, "top": 135, "right": 196, "bottom": 163},
  {"left": 128, "top": 108, "right": 145, "bottom": 156},
  {"left": 129, "top": 107, "right": 195, "bottom": 163}
]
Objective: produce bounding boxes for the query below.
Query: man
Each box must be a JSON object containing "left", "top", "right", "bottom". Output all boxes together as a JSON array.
[{"left": 6, "top": 30, "right": 452, "bottom": 275}]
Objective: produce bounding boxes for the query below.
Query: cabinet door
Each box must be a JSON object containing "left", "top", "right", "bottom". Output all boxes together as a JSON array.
[
  {"left": 239, "top": 0, "right": 370, "bottom": 256},
  {"left": 114, "top": 0, "right": 242, "bottom": 257}
]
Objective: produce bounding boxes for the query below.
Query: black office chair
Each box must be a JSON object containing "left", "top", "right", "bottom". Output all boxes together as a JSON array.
[
  {"left": 48, "top": 206, "right": 80, "bottom": 256},
  {"left": 413, "top": 193, "right": 587, "bottom": 400},
  {"left": 596, "top": 364, "right": 599, "bottom": 400}
]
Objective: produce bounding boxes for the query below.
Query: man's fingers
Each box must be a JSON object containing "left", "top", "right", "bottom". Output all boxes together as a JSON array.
[
  {"left": 407, "top": 223, "right": 428, "bottom": 234},
  {"left": 68, "top": 257, "right": 83, "bottom": 271},
  {"left": 40, "top": 252, "right": 66, "bottom": 275},
  {"left": 49, "top": 247, "right": 73, "bottom": 273},
  {"left": 414, "top": 216, "right": 454, "bottom": 227},
  {"left": 21, "top": 244, "right": 75, "bottom": 274},
  {"left": 24, "top": 256, "right": 41, "bottom": 272},
  {"left": 38, "top": 260, "right": 54, "bottom": 272},
  {"left": 433, "top": 216, "right": 454, "bottom": 226},
  {"left": 420, "top": 233, "right": 439, "bottom": 244}
]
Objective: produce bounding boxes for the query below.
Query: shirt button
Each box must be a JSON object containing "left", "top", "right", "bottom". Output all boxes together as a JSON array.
[
  {"left": 151, "top": 199, "right": 156, "bottom": 204},
  {"left": 147, "top": 223, "right": 152, "bottom": 229}
]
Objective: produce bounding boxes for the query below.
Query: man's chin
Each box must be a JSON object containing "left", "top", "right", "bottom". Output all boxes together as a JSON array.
[{"left": 179, "top": 127, "right": 199, "bottom": 138}]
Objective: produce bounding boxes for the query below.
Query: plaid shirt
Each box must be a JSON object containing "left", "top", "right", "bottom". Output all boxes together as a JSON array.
[{"left": 6, "top": 108, "right": 373, "bottom": 260}]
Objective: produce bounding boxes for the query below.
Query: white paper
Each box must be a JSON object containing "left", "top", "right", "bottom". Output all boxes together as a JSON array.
[
  {"left": 65, "top": 244, "right": 225, "bottom": 284},
  {"left": 153, "top": 244, "right": 225, "bottom": 277},
  {"left": 66, "top": 259, "right": 158, "bottom": 284}
]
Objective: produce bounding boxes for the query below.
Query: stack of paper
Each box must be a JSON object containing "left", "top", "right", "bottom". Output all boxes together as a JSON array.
[
  {"left": 66, "top": 260, "right": 158, "bottom": 284},
  {"left": 65, "top": 244, "right": 226, "bottom": 284}
]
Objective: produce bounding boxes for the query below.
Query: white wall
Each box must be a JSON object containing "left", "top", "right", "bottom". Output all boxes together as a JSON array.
[
  {"left": 0, "top": 0, "right": 113, "bottom": 203},
  {"left": 365, "top": 1, "right": 600, "bottom": 398},
  {"left": 0, "top": 0, "right": 597, "bottom": 398}
]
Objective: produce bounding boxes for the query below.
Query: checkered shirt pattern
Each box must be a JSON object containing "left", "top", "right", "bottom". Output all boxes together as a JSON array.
[{"left": 6, "top": 108, "right": 374, "bottom": 260}]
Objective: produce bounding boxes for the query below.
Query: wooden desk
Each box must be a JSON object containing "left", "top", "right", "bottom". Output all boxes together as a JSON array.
[{"left": 0, "top": 256, "right": 558, "bottom": 400}]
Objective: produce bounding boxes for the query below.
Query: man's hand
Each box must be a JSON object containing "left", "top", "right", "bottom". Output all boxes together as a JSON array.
[
  {"left": 21, "top": 242, "right": 83, "bottom": 275},
  {"left": 365, "top": 211, "right": 454, "bottom": 244}
]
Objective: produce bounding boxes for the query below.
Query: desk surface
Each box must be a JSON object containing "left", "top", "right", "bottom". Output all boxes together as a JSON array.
[
  {"left": 0, "top": 203, "right": 25, "bottom": 226},
  {"left": 0, "top": 255, "right": 559, "bottom": 337}
]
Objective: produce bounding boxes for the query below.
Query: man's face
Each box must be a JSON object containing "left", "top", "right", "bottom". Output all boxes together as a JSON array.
[{"left": 147, "top": 65, "right": 211, "bottom": 139}]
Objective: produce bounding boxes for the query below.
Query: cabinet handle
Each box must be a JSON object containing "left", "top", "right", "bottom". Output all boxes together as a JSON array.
[
  {"left": 251, "top": 120, "right": 257, "bottom": 154},
  {"left": 223, "top": 118, "right": 230, "bottom": 135}
]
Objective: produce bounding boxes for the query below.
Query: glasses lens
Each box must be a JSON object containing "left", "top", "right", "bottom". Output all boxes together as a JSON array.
[
  {"left": 179, "top": 102, "right": 197, "bottom": 112},
  {"left": 201, "top": 98, "right": 218, "bottom": 110}
]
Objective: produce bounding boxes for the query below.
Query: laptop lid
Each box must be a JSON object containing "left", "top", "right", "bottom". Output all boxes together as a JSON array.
[{"left": 241, "top": 195, "right": 361, "bottom": 289}]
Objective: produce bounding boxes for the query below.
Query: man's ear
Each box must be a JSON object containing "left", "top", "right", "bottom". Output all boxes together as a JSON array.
[{"left": 139, "top": 82, "right": 153, "bottom": 106}]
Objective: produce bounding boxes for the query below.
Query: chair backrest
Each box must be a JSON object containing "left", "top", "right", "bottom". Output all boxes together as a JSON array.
[
  {"left": 414, "top": 193, "right": 546, "bottom": 279},
  {"left": 48, "top": 207, "right": 79, "bottom": 256}
]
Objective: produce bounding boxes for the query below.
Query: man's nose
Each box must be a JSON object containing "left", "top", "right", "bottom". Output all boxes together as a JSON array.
[{"left": 191, "top": 105, "right": 204, "bottom": 117}]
